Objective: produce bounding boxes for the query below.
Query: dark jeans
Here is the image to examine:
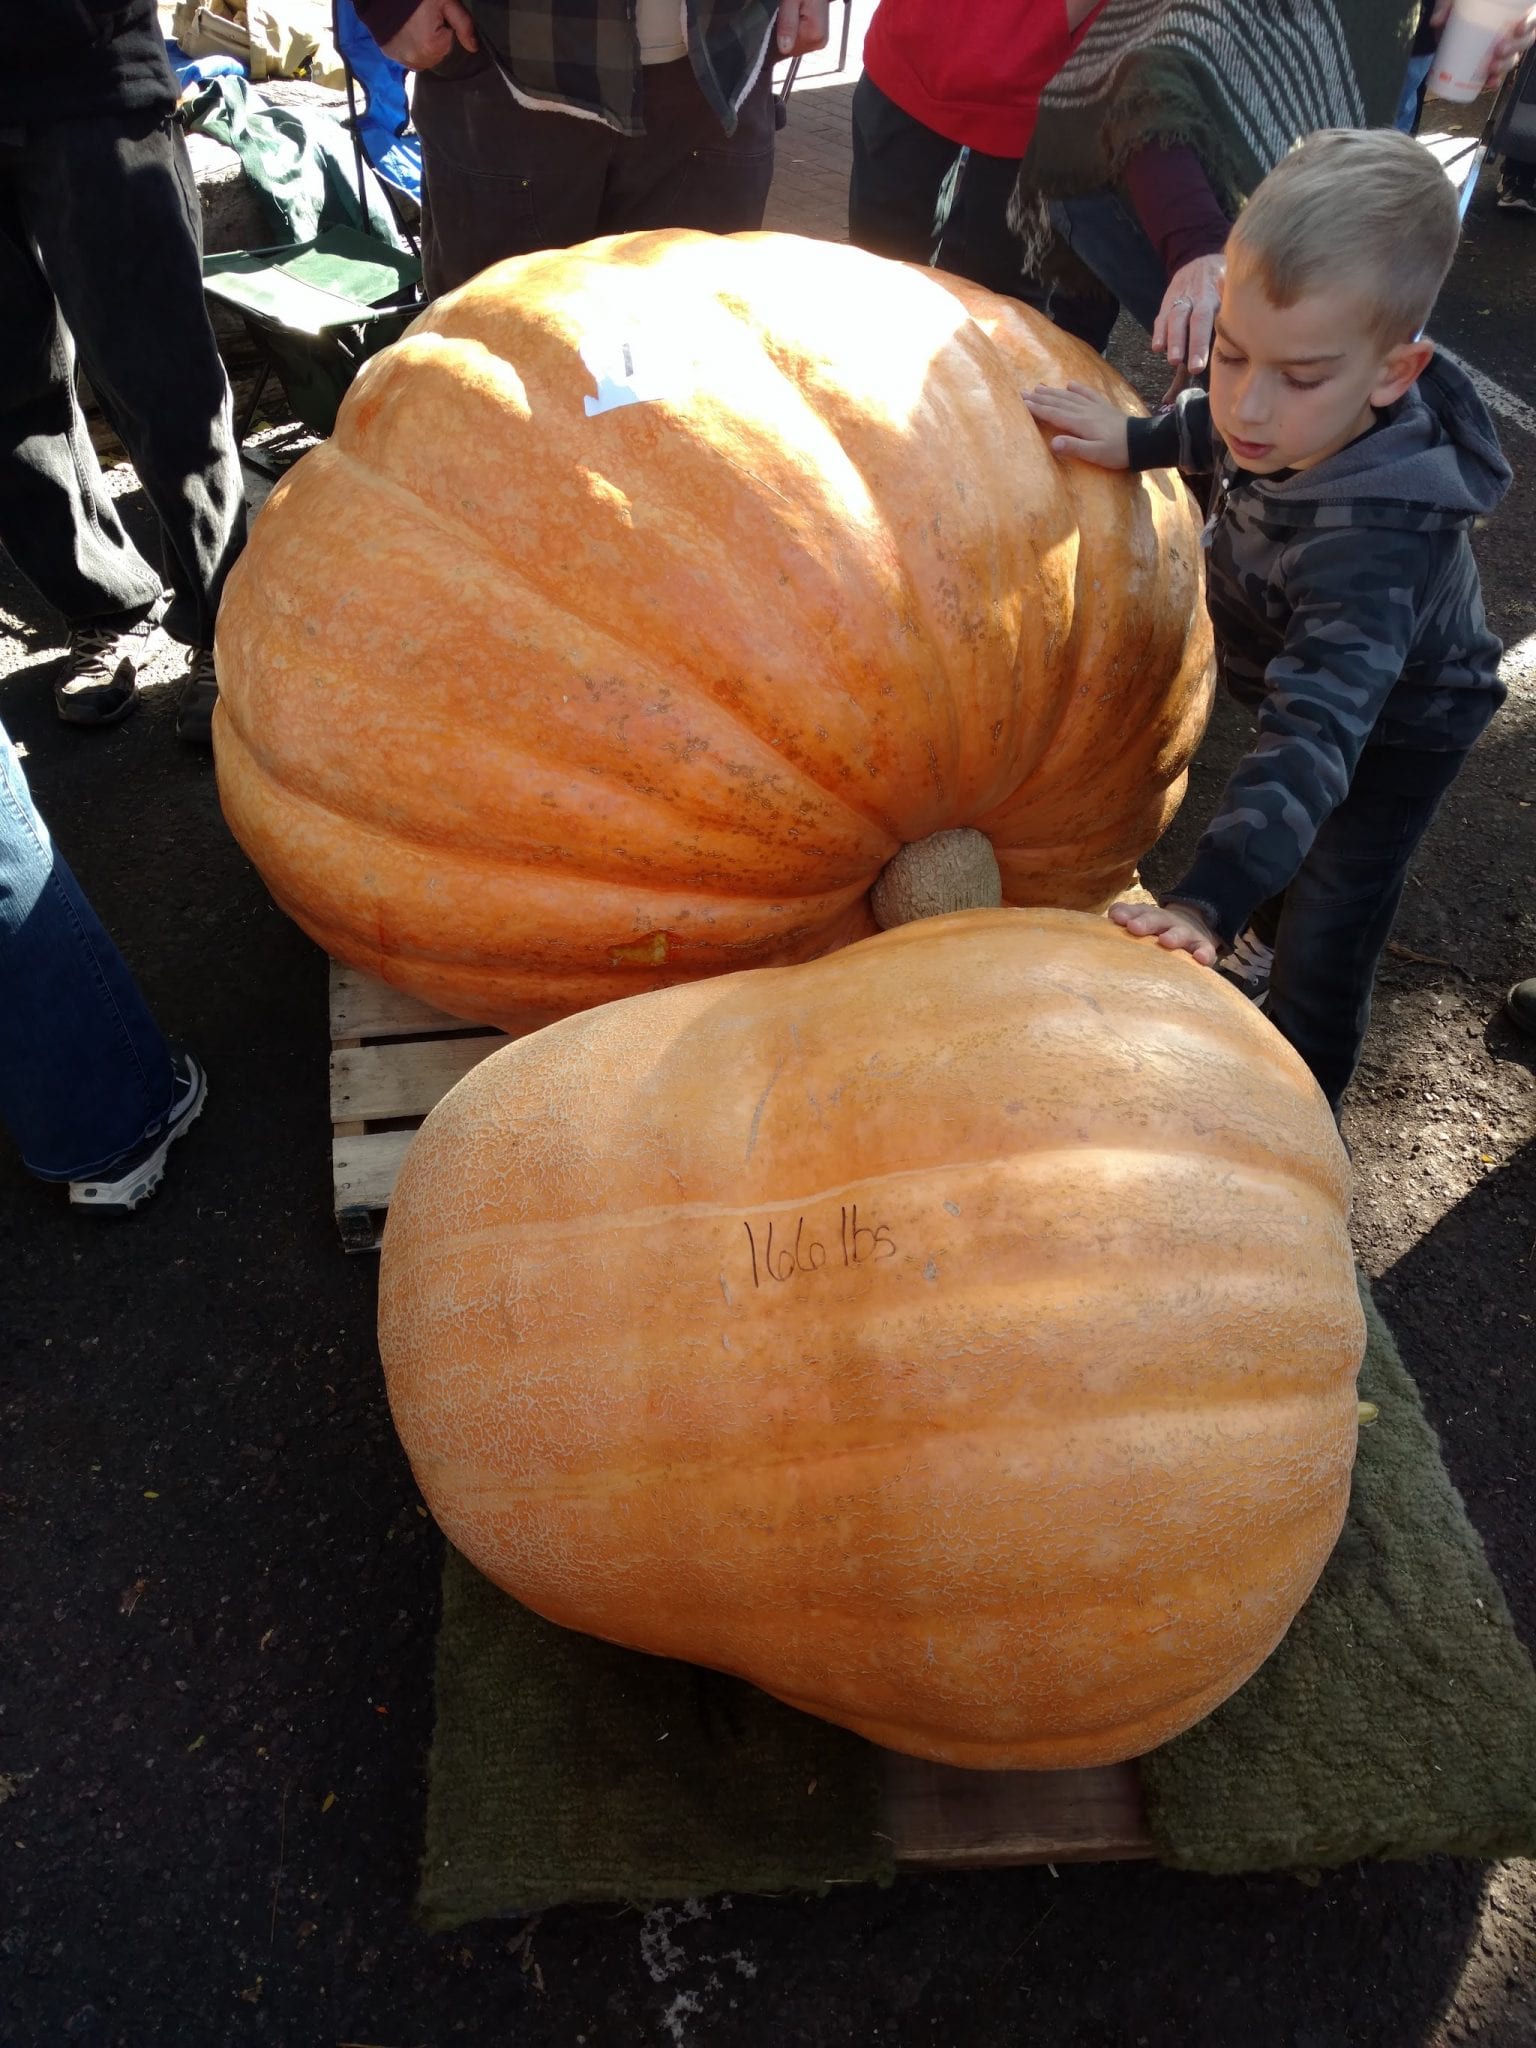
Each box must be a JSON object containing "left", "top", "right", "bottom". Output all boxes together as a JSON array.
[
  {"left": 0, "top": 109, "right": 246, "bottom": 648},
  {"left": 0, "top": 717, "right": 175, "bottom": 1181},
  {"left": 414, "top": 52, "right": 777, "bottom": 297},
  {"left": 847, "top": 75, "right": 1110, "bottom": 345},
  {"left": 1048, "top": 190, "right": 1172, "bottom": 352},
  {"left": 1251, "top": 744, "right": 1468, "bottom": 1113}
]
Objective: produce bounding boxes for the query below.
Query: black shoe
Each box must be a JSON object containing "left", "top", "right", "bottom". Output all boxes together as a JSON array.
[
  {"left": 55, "top": 621, "right": 152, "bottom": 727},
  {"left": 176, "top": 646, "right": 219, "bottom": 748},
  {"left": 1504, "top": 978, "right": 1536, "bottom": 1038},
  {"left": 1216, "top": 924, "right": 1274, "bottom": 1008},
  {"left": 68, "top": 1054, "right": 207, "bottom": 1213},
  {"left": 1497, "top": 163, "right": 1536, "bottom": 214}
]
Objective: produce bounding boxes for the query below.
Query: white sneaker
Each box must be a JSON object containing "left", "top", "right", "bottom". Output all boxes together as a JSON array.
[{"left": 69, "top": 1055, "right": 208, "bottom": 1212}]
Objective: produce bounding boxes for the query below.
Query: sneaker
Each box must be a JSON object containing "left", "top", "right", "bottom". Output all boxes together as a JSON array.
[
  {"left": 1504, "top": 978, "right": 1536, "bottom": 1038},
  {"left": 1216, "top": 924, "right": 1275, "bottom": 1007},
  {"left": 68, "top": 1054, "right": 208, "bottom": 1213},
  {"left": 1497, "top": 160, "right": 1536, "bottom": 212},
  {"left": 55, "top": 621, "right": 151, "bottom": 727},
  {"left": 175, "top": 646, "right": 219, "bottom": 748}
]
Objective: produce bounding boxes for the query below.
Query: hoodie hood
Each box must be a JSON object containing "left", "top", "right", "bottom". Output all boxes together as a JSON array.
[{"left": 1227, "top": 352, "right": 1513, "bottom": 532}]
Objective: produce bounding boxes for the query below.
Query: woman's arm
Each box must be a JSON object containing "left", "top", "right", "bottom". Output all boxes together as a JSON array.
[{"left": 1122, "top": 142, "right": 1230, "bottom": 372}]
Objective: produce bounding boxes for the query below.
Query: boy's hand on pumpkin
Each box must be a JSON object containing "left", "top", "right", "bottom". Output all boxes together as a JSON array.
[
  {"left": 1022, "top": 383, "right": 1131, "bottom": 469},
  {"left": 1108, "top": 899, "right": 1220, "bottom": 967}
]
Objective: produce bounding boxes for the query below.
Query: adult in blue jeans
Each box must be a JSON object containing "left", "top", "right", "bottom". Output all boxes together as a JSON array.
[
  {"left": 1009, "top": 1, "right": 1530, "bottom": 375},
  {"left": 0, "top": 720, "right": 206, "bottom": 1212}
]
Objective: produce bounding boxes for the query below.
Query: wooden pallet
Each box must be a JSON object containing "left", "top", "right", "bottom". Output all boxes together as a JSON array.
[
  {"left": 884, "top": 1752, "right": 1151, "bottom": 1867},
  {"left": 329, "top": 963, "right": 518, "bottom": 1250}
]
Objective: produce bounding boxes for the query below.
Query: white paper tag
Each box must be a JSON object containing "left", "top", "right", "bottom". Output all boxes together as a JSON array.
[{"left": 581, "top": 333, "right": 674, "bottom": 417}]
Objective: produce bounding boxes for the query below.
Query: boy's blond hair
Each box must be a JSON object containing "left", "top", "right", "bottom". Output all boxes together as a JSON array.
[{"left": 1228, "top": 128, "right": 1460, "bottom": 344}]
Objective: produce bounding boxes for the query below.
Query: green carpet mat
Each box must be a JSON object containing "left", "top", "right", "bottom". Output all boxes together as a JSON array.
[
  {"left": 417, "top": 1547, "right": 888, "bottom": 1928},
  {"left": 1140, "top": 1285, "right": 1536, "bottom": 1871},
  {"left": 419, "top": 1284, "right": 1536, "bottom": 1927}
]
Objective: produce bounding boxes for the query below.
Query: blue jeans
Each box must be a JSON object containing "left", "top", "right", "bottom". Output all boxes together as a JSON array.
[
  {"left": 0, "top": 720, "right": 176, "bottom": 1181},
  {"left": 1048, "top": 190, "right": 1173, "bottom": 348},
  {"left": 1252, "top": 744, "right": 1467, "bottom": 1113},
  {"left": 1397, "top": 51, "right": 1435, "bottom": 132}
]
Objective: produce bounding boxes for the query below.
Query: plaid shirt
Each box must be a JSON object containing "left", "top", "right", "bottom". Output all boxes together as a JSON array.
[{"left": 467, "top": 0, "right": 779, "bottom": 135}]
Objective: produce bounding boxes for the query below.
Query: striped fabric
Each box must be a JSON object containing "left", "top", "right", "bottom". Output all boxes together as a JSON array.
[
  {"left": 466, "top": 0, "right": 778, "bottom": 135},
  {"left": 1018, "top": 0, "right": 1418, "bottom": 209}
]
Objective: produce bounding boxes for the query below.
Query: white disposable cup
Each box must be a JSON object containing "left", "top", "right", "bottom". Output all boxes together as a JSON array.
[{"left": 1428, "top": 0, "right": 1527, "bottom": 103}]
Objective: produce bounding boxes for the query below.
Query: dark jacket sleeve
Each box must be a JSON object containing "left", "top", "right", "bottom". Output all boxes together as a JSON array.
[
  {"left": 1126, "top": 386, "right": 1215, "bottom": 476},
  {"left": 1164, "top": 528, "right": 1430, "bottom": 945}
]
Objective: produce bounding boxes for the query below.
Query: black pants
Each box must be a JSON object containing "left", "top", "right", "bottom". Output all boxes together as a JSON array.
[
  {"left": 0, "top": 109, "right": 246, "bottom": 648},
  {"left": 848, "top": 75, "right": 1039, "bottom": 298},
  {"left": 1251, "top": 744, "right": 1468, "bottom": 1112},
  {"left": 847, "top": 74, "right": 1108, "bottom": 344},
  {"left": 414, "top": 52, "right": 777, "bottom": 298}
]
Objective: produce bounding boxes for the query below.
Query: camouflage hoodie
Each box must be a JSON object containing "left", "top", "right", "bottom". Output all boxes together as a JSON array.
[{"left": 1124, "top": 354, "right": 1511, "bottom": 947}]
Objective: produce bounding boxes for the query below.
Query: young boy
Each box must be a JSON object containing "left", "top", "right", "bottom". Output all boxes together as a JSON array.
[{"left": 1025, "top": 126, "right": 1511, "bottom": 1115}]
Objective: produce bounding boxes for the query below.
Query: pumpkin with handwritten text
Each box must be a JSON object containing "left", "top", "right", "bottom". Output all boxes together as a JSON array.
[
  {"left": 214, "top": 229, "right": 1211, "bottom": 1028},
  {"left": 377, "top": 906, "right": 1363, "bottom": 1769}
]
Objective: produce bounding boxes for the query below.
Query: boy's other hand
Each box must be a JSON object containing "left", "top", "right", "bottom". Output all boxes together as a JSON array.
[
  {"left": 1109, "top": 899, "right": 1220, "bottom": 967},
  {"left": 1022, "top": 383, "right": 1132, "bottom": 468}
]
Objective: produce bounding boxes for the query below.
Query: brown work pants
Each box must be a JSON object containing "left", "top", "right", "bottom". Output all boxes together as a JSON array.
[{"left": 413, "top": 49, "right": 777, "bottom": 296}]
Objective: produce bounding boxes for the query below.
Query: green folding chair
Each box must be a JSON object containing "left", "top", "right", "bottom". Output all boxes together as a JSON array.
[{"left": 204, "top": 225, "right": 422, "bottom": 457}]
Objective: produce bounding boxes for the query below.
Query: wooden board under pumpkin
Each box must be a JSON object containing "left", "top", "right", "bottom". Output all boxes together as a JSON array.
[
  {"left": 329, "top": 961, "right": 518, "bottom": 1251},
  {"left": 326, "top": 958, "right": 1153, "bottom": 1865}
]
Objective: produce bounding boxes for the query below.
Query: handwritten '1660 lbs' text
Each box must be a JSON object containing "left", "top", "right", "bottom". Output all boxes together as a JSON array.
[{"left": 741, "top": 1205, "right": 897, "bottom": 1288}]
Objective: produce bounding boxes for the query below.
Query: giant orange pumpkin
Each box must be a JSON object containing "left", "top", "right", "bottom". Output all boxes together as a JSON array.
[
  {"left": 377, "top": 906, "right": 1363, "bottom": 1770},
  {"left": 214, "top": 230, "right": 1212, "bottom": 1027}
]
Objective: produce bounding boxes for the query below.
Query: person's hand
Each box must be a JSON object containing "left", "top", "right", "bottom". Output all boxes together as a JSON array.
[
  {"left": 1152, "top": 252, "right": 1226, "bottom": 375},
  {"left": 777, "top": 0, "right": 830, "bottom": 57},
  {"left": 1430, "top": 0, "right": 1536, "bottom": 83},
  {"left": 380, "top": 0, "right": 477, "bottom": 70},
  {"left": 1109, "top": 899, "right": 1220, "bottom": 967},
  {"left": 1489, "top": 3, "right": 1536, "bottom": 76},
  {"left": 1022, "top": 382, "right": 1132, "bottom": 468}
]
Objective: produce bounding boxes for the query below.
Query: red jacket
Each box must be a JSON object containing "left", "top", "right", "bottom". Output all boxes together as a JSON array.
[{"left": 863, "top": 0, "right": 1098, "bottom": 159}]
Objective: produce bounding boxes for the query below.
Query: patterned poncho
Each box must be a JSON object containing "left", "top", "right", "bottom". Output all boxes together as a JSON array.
[{"left": 1009, "top": 0, "right": 1421, "bottom": 271}]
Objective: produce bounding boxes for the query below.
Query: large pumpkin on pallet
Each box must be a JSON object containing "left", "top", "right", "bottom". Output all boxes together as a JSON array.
[
  {"left": 214, "top": 230, "right": 1211, "bottom": 1027},
  {"left": 377, "top": 906, "right": 1363, "bottom": 1770}
]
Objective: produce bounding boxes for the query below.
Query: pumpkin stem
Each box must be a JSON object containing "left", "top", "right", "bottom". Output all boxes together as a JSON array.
[{"left": 870, "top": 827, "right": 1002, "bottom": 929}]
